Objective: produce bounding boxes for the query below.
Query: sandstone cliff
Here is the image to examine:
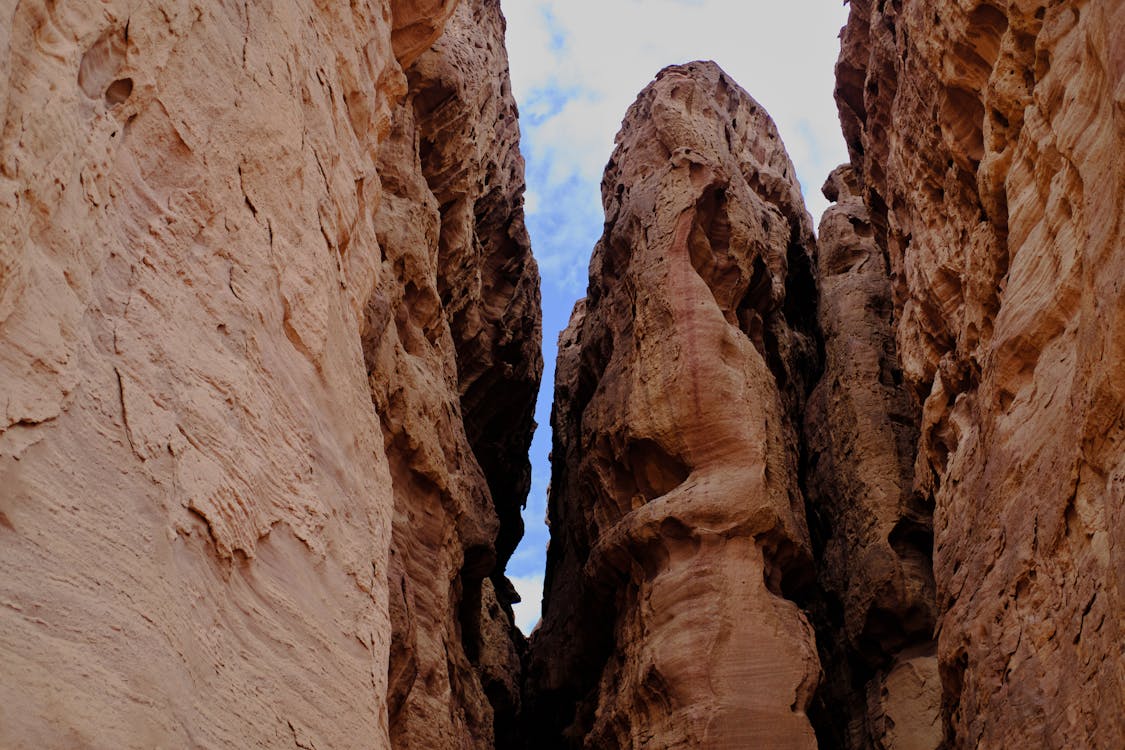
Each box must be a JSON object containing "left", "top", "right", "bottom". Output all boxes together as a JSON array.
[
  {"left": 0, "top": 0, "right": 538, "bottom": 747},
  {"left": 3, "top": 0, "right": 1122, "bottom": 747},
  {"left": 371, "top": 1, "right": 540, "bottom": 746},
  {"left": 526, "top": 1, "right": 1123, "bottom": 743},
  {"left": 826, "top": 0, "right": 1124, "bottom": 746},
  {"left": 525, "top": 61, "right": 824, "bottom": 749}
]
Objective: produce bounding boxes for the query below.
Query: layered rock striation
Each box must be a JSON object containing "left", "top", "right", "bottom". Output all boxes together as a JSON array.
[
  {"left": 527, "top": 1, "right": 1124, "bottom": 743},
  {"left": 828, "top": 0, "right": 1124, "bottom": 746},
  {"left": 525, "top": 61, "right": 824, "bottom": 749},
  {"left": 370, "top": 1, "right": 540, "bottom": 746},
  {"left": 0, "top": 0, "right": 538, "bottom": 747},
  {"left": 2, "top": 0, "right": 1122, "bottom": 747}
]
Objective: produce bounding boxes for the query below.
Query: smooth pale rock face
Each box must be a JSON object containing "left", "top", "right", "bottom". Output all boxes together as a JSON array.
[
  {"left": 525, "top": 61, "right": 823, "bottom": 749},
  {"left": 0, "top": 0, "right": 538, "bottom": 748},
  {"left": 834, "top": 0, "right": 1125, "bottom": 746},
  {"left": 370, "top": 1, "right": 540, "bottom": 747},
  {"left": 867, "top": 649, "right": 943, "bottom": 750}
]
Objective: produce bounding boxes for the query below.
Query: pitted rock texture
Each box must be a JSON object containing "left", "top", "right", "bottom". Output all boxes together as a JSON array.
[
  {"left": 525, "top": 61, "right": 823, "bottom": 749},
  {"left": 369, "top": 0, "right": 540, "bottom": 747},
  {"left": 0, "top": 0, "right": 538, "bottom": 747},
  {"left": 834, "top": 0, "right": 1125, "bottom": 746}
]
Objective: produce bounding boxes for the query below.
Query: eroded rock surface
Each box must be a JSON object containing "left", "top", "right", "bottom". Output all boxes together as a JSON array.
[
  {"left": 0, "top": 0, "right": 538, "bottom": 747},
  {"left": 3, "top": 0, "right": 1122, "bottom": 746},
  {"left": 370, "top": 1, "right": 540, "bottom": 746},
  {"left": 525, "top": 61, "right": 823, "bottom": 749},
  {"left": 831, "top": 0, "right": 1125, "bottom": 746}
]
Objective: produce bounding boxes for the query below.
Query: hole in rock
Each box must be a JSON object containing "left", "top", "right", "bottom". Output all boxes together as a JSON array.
[
  {"left": 105, "top": 77, "right": 133, "bottom": 106},
  {"left": 625, "top": 438, "right": 690, "bottom": 503},
  {"left": 939, "top": 87, "right": 985, "bottom": 167}
]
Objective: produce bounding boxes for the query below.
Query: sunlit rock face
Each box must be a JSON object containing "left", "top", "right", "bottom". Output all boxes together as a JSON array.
[
  {"left": 525, "top": 0, "right": 1124, "bottom": 742},
  {"left": 524, "top": 61, "right": 824, "bottom": 749},
  {"left": 829, "top": 0, "right": 1125, "bottom": 746},
  {"left": 0, "top": 0, "right": 539, "bottom": 747},
  {"left": 2, "top": 0, "right": 1121, "bottom": 746}
]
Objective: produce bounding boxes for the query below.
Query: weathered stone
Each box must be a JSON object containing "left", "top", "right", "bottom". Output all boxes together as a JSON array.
[
  {"left": 371, "top": 1, "right": 540, "bottom": 746},
  {"left": 0, "top": 0, "right": 539, "bottom": 747},
  {"left": 525, "top": 61, "right": 823, "bottom": 749},
  {"left": 803, "top": 164, "right": 939, "bottom": 749},
  {"left": 832, "top": 0, "right": 1125, "bottom": 746},
  {"left": 3, "top": 0, "right": 1121, "bottom": 746}
]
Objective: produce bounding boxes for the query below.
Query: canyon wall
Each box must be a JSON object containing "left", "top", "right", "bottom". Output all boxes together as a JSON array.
[
  {"left": 0, "top": 0, "right": 538, "bottom": 747},
  {"left": 2, "top": 0, "right": 1122, "bottom": 747},
  {"left": 831, "top": 0, "right": 1124, "bottom": 746},
  {"left": 527, "top": 1, "right": 1123, "bottom": 747},
  {"left": 372, "top": 1, "right": 540, "bottom": 746},
  {"left": 525, "top": 61, "right": 824, "bottom": 749}
]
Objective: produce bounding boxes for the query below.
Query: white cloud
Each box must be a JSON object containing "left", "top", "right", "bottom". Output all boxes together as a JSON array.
[{"left": 509, "top": 573, "right": 545, "bottom": 634}]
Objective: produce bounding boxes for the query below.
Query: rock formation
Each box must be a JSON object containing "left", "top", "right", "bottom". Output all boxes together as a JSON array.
[
  {"left": 2, "top": 0, "right": 1122, "bottom": 747},
  {"left": 804, "top": 165, "right": 941, "bottom": 749},
  {"left": 0, "top": 0, "right": 538, "bottom": 747},
  {"left": 824, "top": 0, "right": 1124, "bottom": 746},
  {"left": 526, "top": 0, "right": 1124, "bottom": 745},
  {"left": 525, "top": 61, "right": 824, "bottom": 749},
  {"left": 371, "top": 1, "right": 540, "bottom": 746}
]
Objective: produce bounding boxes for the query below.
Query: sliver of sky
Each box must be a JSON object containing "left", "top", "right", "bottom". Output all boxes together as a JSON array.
[{"left": 502, "top": 0, "right": 852, "bottom": 634}]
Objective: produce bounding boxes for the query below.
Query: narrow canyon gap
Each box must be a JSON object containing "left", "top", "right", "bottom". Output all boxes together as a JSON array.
[{"left": 0, "top": 0, "right": 1122, "bottom": 749}]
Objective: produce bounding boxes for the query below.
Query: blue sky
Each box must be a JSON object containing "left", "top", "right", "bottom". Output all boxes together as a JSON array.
[{"left": 501, "top": 0, "right": 852, "bottom": 633}]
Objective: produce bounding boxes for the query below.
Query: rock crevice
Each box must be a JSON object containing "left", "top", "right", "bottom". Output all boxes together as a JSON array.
[{"left": 369, "top": 1, "right": 540, "bottom": 746}]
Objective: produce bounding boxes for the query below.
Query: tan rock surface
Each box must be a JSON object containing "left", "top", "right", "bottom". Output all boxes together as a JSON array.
[
  {"left": 370, "top": 1, "right": 539, "bottom": 746},
  {"left": 866, "top": 648, "right": 943, "bottom": 750},
  {"left": 4, "top": 0, "right": 1121, "bottom": 745},
  {"left": 0, "top": 0, "right": 538, "bottom": 747},
  {"left": 525, "top": 61, "right": 823, "bottom": 749},
  {"left": 834, "top": 0, "right": 1125, "bottom": 745}
]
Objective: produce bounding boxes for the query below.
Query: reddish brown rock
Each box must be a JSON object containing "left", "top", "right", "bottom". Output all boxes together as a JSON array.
[
  {"left": 803, "top": 165, "right": 940, "bottom": 749},
  {"left": 391, "top": 0, "right": 460, "bottom": 66},
  {"left": 833, "top": 0, "right": 1125, "bottom": 746},
  {"left": 0, "top": 0, "right": 538, "bottom": 747},
  {"left": 3, "top": 0, "right": 1120, "bottom": 745},
  {"left": 525, "top": 61, "right": 823, "bottom": 749}
]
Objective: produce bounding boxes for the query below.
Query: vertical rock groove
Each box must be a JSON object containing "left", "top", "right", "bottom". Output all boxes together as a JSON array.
[
  {"left": 803, "top": 166, "right": 940, "bottom": 749},
  {"left": 366, "top": 1, "right": 541, "bottom": 747},
  {"left": 829, "top": 0, "right": 1124, "bottom": 746}
]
